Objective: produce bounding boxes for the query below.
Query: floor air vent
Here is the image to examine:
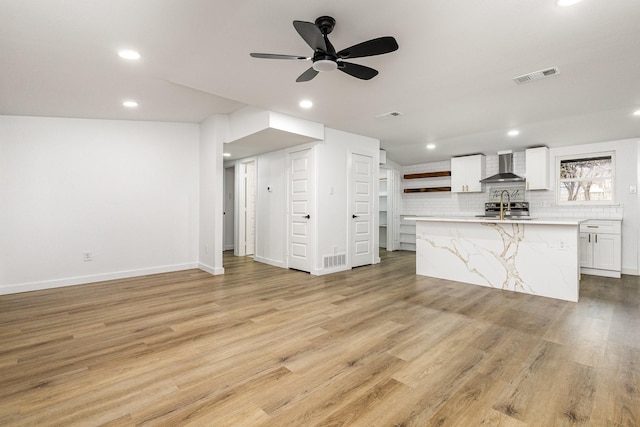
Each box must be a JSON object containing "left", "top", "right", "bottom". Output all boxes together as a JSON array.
[
  {"left": 513, "top": 67, "right": 560, "bottom": 84},
  {"left": 324, "top": 253, "right": 346, "bottom": 269}
]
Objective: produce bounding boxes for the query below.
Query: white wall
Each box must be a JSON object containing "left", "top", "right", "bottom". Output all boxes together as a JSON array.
[
  {"left": 254, "top": 150, "right": 286, "bottom": 268},
  {"left": 198, "top": 114, "right": 227, "bottom": 275},
  {"left": 0, "top": 116, "right": 200, "bottom": 294},
  {"left": 230, "top": 127, "right": 380, "bottom": 274},
  {"left": 228, "top": 106, "right": 270, "bottom": 142},
  {"left": 400, "top": 139, "right": 638, "bottom": 275},
  {"left": 316, "top": 128, "right": 380, "bottom": 272}
]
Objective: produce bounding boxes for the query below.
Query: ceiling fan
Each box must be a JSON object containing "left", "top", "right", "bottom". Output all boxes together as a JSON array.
[{"left": 250, "top": 16, "right": 398, "bottom": 82}]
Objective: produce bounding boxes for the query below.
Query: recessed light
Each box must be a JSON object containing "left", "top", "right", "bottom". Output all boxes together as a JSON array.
[
  {"left": 118, "top": 49, "right": 141, "bottom": 60},
  {"left": 508, "top": 130, "right": 520, "bottom": 137},
  {"left": 122, "top": 100, "right": 138, "bottom": 108},
  {"left": 426, "top": 144, "right": 436, "bottom": 150},
  {"left": 299, "top": 99, "right": 313, "bottom": 109},
  {"left": 556, "top": 0, "right": 583, "bottom": 6},
  {"left": 633, "top": 110, "right": 640, "bottom": 116},
  {"left": 223, "top": 153, "right": 231, "bottom": 157}
]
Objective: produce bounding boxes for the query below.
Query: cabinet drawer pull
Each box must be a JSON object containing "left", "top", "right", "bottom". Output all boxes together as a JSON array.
[
  {"left": 588, "top": 234, "right": 590, "bottom": 243},
  {"left": 587, "top": 225, "right": 599, "bottom": 228}
]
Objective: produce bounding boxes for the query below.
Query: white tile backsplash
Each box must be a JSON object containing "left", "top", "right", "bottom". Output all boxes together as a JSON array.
[{"left": 401, "top": 151, "right": 624, "bottom": 220}]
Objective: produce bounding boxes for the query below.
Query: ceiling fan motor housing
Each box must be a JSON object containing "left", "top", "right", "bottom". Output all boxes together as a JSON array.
[{"left": 315, "top": 16, "right": 336, "bottom": 35}]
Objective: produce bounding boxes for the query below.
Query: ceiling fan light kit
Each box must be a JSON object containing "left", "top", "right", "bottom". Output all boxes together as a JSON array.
[
  {"left": 312, "top": 59, "right": 338, "bottom": 72},
  {"left": 250, "top": 16, "right": 398, "bottom": 82}
]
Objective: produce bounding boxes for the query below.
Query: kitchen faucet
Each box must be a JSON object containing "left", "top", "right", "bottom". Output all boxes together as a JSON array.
[{"left": 499, "top": 190, "right": 511, "bottom": 221}]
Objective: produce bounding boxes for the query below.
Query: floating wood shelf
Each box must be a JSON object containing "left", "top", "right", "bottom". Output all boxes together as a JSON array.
[
  {"left": 404, "top": 187, "right": 451, "bottom": 193},
  {"left": 403, "top": 171, "right": 451, "bottom": 179}
]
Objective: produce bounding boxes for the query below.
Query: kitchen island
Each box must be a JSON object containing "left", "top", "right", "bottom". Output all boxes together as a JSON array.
[{"left": 410, "top": 217, "right": 584, "bottom": 302}]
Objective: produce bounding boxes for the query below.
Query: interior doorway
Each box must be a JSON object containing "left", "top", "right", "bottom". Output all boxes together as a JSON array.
[{"left": 224, "top": 166, "right": 235, "bottom": 251}]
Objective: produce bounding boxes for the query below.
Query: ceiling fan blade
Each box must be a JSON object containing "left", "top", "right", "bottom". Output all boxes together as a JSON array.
[
  {"left": 337, "top": 36, "right": 398, "bottom": 59},
  {"left": 250, "top": 53, "right": 309, "bottom": 60},
  {"left": 293, "top": 20, "right": 327, "bottom": 52},
  {"left": 296, "top": 67, "right": 319, "bottom": 82},
  {"left": 338, "top": 62, "right": 379, "bottom": 80}
]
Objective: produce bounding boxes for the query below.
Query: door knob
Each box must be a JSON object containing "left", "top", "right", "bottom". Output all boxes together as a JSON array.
[
  {"left": 352, "top": 214, "right": 359, "bottom": 218},
  {"left": 303, "top": 214, "right": 310, "bottom": 219}
]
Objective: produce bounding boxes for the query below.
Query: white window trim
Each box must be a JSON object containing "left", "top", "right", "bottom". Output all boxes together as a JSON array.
[{"left": 555, "top": 151, "right": 616, "bottom": 206}]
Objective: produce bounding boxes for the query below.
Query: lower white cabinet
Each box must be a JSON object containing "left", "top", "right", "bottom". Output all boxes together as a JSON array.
[{"left": 579, "top": 219, "right": 621, "bottom": 278}]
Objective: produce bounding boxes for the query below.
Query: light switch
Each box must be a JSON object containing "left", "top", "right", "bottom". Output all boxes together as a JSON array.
[{"left": 630, "top": 185, "right": 637, "bottom": 194}]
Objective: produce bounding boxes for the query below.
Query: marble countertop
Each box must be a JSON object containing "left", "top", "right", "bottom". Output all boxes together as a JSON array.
[{"left": 405, "top": 216, "right": 587, "bottom": 226}]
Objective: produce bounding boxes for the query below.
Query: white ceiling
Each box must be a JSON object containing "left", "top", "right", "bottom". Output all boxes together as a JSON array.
[{"left": 1, "top": 0, "right": 639, "bottom": 165}]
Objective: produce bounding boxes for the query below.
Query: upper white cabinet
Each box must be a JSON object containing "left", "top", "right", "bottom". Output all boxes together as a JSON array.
[
  {"left": 525, "top": 146, "right": 549, "bottom": 190},
  {"left": 579, "top": 219, "right": 622, "bottom": 278},
  {"left": 451, "top": 154, "right": 485, "bottom": 193}
]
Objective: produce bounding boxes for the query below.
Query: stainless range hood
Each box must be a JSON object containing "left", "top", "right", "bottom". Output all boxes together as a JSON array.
[{"left": 480, "top": 150, "right": 525, "bottom": 183}]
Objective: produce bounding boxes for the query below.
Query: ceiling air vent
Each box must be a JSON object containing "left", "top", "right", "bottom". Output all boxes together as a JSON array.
[
  {"left": 513, "top": 67, "right": 560, "bottom": 84},
  {"left": 376, "top": 111, "right": 404, "bottom": 119}
]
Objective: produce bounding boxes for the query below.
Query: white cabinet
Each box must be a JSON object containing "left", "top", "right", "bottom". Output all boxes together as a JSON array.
[
  {"left": 451, "top": 154, "right": 485, "bottom": 193},
  {"left": 525, "top": 146, "right": 549, "bottom": 190},
  {"left": 579, "top": 219, "right": 622, "bottom": 278}
]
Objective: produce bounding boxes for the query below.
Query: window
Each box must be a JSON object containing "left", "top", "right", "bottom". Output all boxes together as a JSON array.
[{"left": 557, "top": 152, "right": 614, "bottom": 203}]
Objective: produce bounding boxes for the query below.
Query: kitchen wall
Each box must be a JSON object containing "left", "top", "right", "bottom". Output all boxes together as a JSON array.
[
  {"left": 0, "top": 116, "right": 201, "bottom": 294},
  {"left": 400, "top": 138, "right": 638, "bottom": 275}
]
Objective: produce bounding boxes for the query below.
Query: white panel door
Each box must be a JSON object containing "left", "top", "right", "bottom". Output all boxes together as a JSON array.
[
  {"left": 351, "top": 153, "right": 374, "bottom": 268},
  {"left": 288, "top": 147, "right": 315, "bottom": 272}
]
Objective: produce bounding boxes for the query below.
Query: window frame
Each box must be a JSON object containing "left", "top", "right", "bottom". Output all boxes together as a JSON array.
[{"left": 555, "top": 151, "right": 616, "bottom": 206}]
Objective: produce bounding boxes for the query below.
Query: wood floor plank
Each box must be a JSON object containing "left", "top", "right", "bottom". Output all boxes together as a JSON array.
[{"left": 0, "top": 250, "right": 638, "bottom": 426}]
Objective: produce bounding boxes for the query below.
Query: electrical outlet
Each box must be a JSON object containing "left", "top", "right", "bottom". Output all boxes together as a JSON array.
[{"left": 83, "top": 251, "right": 93, "bottom": 261}]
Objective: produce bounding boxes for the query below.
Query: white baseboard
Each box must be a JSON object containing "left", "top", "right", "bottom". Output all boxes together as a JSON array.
[
  {"left": 313, "top": 266, "right": 350, "bottom": 276},
  {"left": 198, "top": 262, "right": 224, "bottom": 275},
  {"left": 622, "top": 267, "right": 639, "bottom": 276},
  {"left": 253, "top": 256, "right": 286, "bottom": 269},
  {"left": 0, "top": 263, "right": 199, "bottom": 295},
  {"left": 581, "top": 267, "right": 621, "bottom": 278}
]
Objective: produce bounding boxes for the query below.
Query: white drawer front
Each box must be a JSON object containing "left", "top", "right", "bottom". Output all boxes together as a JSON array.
[{"left": 579, "top": 219, "right": 621, "bottom": 234}]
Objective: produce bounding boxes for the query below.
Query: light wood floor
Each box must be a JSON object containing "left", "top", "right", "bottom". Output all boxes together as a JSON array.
[{"left": 1, "top": 251, "right": 639, "bottom": 426}]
